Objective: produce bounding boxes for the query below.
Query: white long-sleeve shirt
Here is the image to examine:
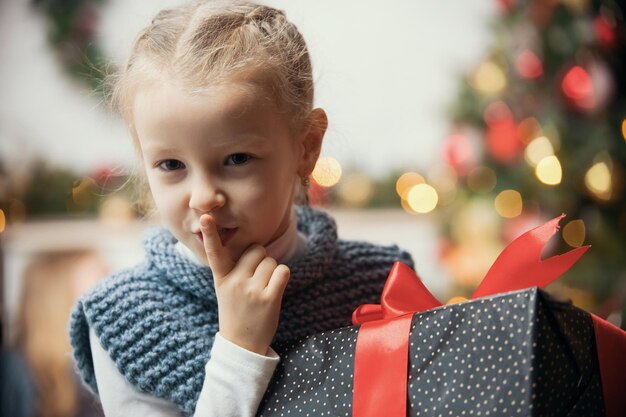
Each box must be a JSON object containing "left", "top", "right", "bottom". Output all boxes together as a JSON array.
[
  {"left": 89, "top": 210, "right": 308, "bottom": 416},
  {"left": 90, "top": 330, "right": 280, "bottom": 416}
]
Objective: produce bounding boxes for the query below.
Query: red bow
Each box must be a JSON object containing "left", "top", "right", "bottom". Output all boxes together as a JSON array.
[{"left": 352, "top": 215, "right": 625, "bottom": 417}]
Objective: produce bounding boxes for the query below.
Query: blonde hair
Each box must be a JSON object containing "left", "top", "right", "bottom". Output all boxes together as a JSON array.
[{"left": 107, "top": 0, "right": 315, "bottom": 213}]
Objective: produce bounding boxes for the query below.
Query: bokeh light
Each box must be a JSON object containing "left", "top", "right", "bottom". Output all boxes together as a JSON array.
[
  {"left": 494, "top": 189, "right": 523, "bottom": 218},
  {"left": 563, "top": 219, "right": 586, "bottom": 247},
  {"left": 525, "top": 136, "right": 555, "bottom": 166},
  {"left": 562, "top": 65, "right": 595, "bottom": 108},
  {"left": 470, "top": 59, "right": 507, "bottom": 96},
  {"left": 621, "top": 118, "right": 626, "bottom": 141},
  {"left": 515, "top": 49, "right": 543, "bottom": 79},
  {"left": 441, "top": 133, "right": 475, "bottom": 175},
  {"left": 585, "top": 161, "right": 612, "bottom": 200},
  {"left": 535, "top": 155, "right": 562, "bottom": 185},
  {"left": 517, "top": 117, "right": 542, "bottom": 144},
  {"left": 312, "top": 156, "right": 342, "bottom": 188},
  {"left": 395, "top": 172, "right": 425, "bottom": 200},
  {"left": 407, "top": 184, "right": 439, "bottom": 213},
  {"left": 0, "top": 209, "right": 5, "bottom": 233},
  {"left": 338, "top": 173, "right": 374, "bottom": 207},
  {"left": 467, "top": 166, "right": 497, "bottom": 194},
  {"left": 428, "top": 165, "right": 458, "bottom": 206}
]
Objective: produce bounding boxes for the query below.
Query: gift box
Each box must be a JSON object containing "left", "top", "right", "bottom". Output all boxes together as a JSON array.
[{"left": 257, "top": 216, "right": 626, "bottom": 417}]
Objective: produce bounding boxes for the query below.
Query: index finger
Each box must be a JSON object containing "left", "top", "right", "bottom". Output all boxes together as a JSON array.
[{"left": 200, "top": 214, "right": 235, "bottom": 279}]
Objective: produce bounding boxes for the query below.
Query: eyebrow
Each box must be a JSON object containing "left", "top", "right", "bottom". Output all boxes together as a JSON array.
[
  {"left": 207, "top": 134, "right": 270, "bottom": 146},
  {"left": 141, "top": 134, "right": 270, "bottom": 156}
]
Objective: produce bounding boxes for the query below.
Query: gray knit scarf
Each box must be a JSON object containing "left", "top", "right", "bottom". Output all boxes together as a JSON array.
[{"left": 70, "top": 206, "right": 414, "bottom": 416}]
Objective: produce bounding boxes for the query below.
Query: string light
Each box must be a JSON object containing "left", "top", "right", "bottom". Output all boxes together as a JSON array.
[
  {"left": 396, "top": 172, "right": 425, "bottom": 200},
  {"left": 312, "top": 156, "right": 342, "bottom": 187},
  {"left": 494, "top": 189, "right": 522, "bottom": 218},
  {"left": 517, "top": 117, "right": 542, "bottom": 145},
  {"left": 563, "top": 219, "right": 586, "bottom": 247},
  {"left": 407, "top": 184, "right": 439, "bottom": 213},
  {"left": 515, "top": 49, "right": 543, "bottom": 79},
  {"left": 525, "top": 136, "right": 554, "bottom": 166},
  {"left": 535, "top": 156, "right": 562, "bottom": 185},
  {"left": 585, "top": 161, "right": 612, "bottom": 200},
  {"left": 470, "top": 59, "right": 507, "bottom": 96},
  {"left": 562, "top": 66, "right": 595, "bottom": 109}
]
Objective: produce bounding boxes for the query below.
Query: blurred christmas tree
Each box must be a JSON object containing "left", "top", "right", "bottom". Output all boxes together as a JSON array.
[{"left": 438, "top": 0, "right": 626, "bottom": 327}]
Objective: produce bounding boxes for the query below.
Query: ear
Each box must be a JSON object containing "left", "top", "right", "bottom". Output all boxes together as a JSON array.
[{"left": 297, "top": 108, "right": 328, "bottom": 178}]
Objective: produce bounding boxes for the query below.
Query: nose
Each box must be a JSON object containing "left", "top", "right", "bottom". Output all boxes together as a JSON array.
[{"left": 188, "top": 176, "right": 226, "bottom": 213}]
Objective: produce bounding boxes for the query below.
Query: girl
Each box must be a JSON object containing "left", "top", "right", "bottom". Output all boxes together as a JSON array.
[{"left": 69, "top": 1, "right": 414, "bottom": 416}]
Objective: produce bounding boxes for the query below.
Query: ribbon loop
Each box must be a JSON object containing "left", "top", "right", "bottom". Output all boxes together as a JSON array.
[{"left": 472, "top": 214, "right": 590, "bottom": 299}]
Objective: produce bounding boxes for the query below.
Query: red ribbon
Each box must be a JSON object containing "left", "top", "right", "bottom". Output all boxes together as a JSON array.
[{"left": 351, "top": 214, "right": 623, "bottom": 416}]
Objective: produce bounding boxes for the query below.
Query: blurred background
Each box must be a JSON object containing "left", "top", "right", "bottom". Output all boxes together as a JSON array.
[{"left": 1, "top": 0, "right": 625, "bottom": 415}]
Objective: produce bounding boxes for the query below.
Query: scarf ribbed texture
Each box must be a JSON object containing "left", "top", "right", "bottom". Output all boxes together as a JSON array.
[{"left": 69, "top": 206, "right": 414, "bottom": 416}]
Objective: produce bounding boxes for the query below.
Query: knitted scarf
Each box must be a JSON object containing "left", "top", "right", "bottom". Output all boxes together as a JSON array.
[{"left": 69, "top": 206, "right": 414, "bottom": 416}]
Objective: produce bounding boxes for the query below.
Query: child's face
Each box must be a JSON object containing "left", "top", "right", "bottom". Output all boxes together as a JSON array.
[{"left": 133, "top": 79, "right": 304, "bottom": 264}]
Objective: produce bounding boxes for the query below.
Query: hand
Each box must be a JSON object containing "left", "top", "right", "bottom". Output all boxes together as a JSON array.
[{"left": 200, "top": 214, "right": 291, "bottom": 355}]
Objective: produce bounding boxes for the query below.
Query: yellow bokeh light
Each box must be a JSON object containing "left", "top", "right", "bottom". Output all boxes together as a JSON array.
[
  {"left": 396, "top": 172, "right": 425, "bottom": 199},
  {"left": 338, "top": 173, "right": 374, "bottom": 207},
  {"left": 563, "top": 219, "right": 586, "bottom": 247},
  {"left": 622, "top": 119, "right": 626, "bottom": 141},
  {"left": 400, "top": 197, "right": 419, "bottom": 215},
  {"left": 407, "top": 184, "right": 439, "bottom": 213},
  {"left": 585, "top": 161, "right": 612, "bottom": 200},
  {"left": 467, "top": 166, "right": 497, "bottom": 193},
  {"left": 0, "top": 209, "right": 5, "bottom": 233},
  {"left": 312, "top": 156, "right": 342, "bottom": 188},
  {"left": 494, "top": 189, "right": 523, "bottom": 218},
  {"left": 470, "top": 60, "right": 507, "bottom": 96},
  {"left": 535, "top": 156, "right": 562, "bottom": 185},
  {"left": 525, "top": 136, "right": 554, "bottom": 166}
]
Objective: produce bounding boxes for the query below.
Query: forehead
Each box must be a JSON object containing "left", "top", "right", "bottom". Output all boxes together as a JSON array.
[{"left": 131, "top": 77, "right": 294, "bottom": 150}]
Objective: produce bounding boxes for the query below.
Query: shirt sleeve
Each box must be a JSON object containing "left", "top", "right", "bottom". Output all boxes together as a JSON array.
[
  {"left": 193, "top": 333, "right": 280, "bottom": 416},
  {"left": 89, "top": 329, "right": 279, "bottom": 417}
]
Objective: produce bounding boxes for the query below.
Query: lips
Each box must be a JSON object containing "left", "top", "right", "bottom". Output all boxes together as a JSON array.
[{"left": 196, "top": 227, "right": 239, "bottom": 246}]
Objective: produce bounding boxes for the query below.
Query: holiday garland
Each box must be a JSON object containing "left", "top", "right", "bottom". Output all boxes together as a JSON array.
[{"left": 32, "top": 0, "right": 111, "bottom": 96}]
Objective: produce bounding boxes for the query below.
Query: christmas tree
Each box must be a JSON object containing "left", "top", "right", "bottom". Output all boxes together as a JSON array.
[{"left": 437, "top": 0, "right": 626, "bottom": 327}]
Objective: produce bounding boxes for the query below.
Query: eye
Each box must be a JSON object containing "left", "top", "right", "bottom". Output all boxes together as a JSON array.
[
  {"left": 226, "top": 153, "right": 252, "bottom": 166},
  {"left": 158, "top": 159, "right": 185, "bottom": 171}
]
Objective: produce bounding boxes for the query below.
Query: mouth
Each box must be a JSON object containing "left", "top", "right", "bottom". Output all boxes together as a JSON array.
[{"left": 196, "top": 227, "right": 239, "bottom": 246}]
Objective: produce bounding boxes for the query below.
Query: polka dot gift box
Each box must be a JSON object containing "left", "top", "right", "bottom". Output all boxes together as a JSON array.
[{"left": 257, "top": 215, "right": 626, "bottom": 417}]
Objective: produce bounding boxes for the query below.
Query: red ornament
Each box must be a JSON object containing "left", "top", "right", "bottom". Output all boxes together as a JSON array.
[
  {"left": 562, "top": 65, "right": 595, "bottom": 109},
  {"left": 441, "top": 133, "right": 475, "bottom": 175},
  {"left": 515, "top": 49, "right": 543, "bottom": 79},
  {"left": 484, "top": 101, "right": 523, "bottom": 165},
  {"left": 594, "top": 17, "right": 616, "bottom": 47}
]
